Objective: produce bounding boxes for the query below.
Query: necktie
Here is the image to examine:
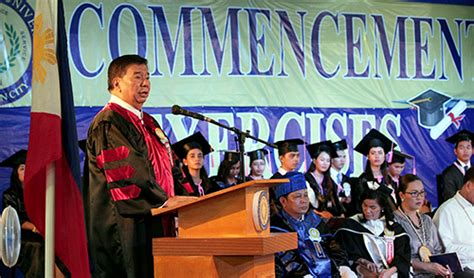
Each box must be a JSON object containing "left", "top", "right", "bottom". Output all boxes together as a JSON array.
[
  {"left": 337, "top": 172, "right": 342, "bottom": 185},
  {"left": 464, "top": 166, "right": 469, "bottom": 175}
]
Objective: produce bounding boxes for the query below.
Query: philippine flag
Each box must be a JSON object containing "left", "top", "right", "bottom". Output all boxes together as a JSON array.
[{"left": 24, "top": 0, "right": 90, "bottom": 276}]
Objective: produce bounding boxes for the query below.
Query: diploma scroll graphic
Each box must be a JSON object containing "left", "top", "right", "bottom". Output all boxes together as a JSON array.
[{"left": 429, "top": 100, "right": 467, "bottom": 140}]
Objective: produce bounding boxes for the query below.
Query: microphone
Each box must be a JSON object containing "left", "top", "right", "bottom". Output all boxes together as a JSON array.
[{"left": 171, "top": 105, "right": 212, "bottom": 122}]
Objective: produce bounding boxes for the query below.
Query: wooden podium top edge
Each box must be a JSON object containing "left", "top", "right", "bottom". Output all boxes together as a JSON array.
[{"left": 151, "top": 178, "right": 288, "bottom": 216}]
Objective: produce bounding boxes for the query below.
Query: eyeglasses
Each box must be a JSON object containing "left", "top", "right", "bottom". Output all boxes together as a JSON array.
[{"left": 404, "top": 191, "right": 426, "bottom": 198}]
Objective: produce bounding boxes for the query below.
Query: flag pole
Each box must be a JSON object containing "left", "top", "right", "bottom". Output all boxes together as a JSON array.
[
  {"left": 45, "top": 162, "right": 55, "bottom": 276},
  {"left": 45, "top": 1, "right": 58, "bottom": 276}
]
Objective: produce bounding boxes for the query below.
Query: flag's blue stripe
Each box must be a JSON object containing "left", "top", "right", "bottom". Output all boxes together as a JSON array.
[{"left": 57, "top": 0, "right": 81, "bottom": 190}]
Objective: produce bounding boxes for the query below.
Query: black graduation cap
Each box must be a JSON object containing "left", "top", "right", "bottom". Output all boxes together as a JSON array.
[
  {"left": 0, "top": 150, "right": 27, "bottom": 168},
  {"left": 445, "top": 129, "right": 474, "bottom": 146},
  {"left": 408, "top": 89, "right": 451, "bottom": 127},
  {"left": 354, "top": 129, "right": 396, "bottom": 156},
  {"left": 246, "top": 148, "right": 268, "bottom": 162},
  {"left": 332, "top": 139, "right": 348, "bottom": 152},
  {"left": 172, "top": 132, "right": 213, "bottom": 160},
  {"left": 274, "top": 138, "right": 305, "bottom": 156},
  {"left": 223, "top": 150, "right": 240, "bottom": 164},
  {"left": 306, "top": 140, "right": 336, "bottom": 159},
  {"left": 389, "top": 150, "right": 413, "bottom": 164}
]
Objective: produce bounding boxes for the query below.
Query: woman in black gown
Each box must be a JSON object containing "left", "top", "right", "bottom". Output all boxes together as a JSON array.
[
  {"left": 1, "top": 150, "right": 67, "bottom": 277},
  {"left": 172, "top": 132, "right": 217, "bottom": 196}
]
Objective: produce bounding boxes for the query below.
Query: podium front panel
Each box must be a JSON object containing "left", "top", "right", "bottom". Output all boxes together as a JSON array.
[{"left": 177, "top": 186, "right": 270, "bottom": 238}]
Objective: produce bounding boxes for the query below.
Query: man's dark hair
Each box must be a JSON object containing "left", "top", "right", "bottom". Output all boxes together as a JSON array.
[{"left": 107, "top": 55, "right": 147, "bottom": 91}]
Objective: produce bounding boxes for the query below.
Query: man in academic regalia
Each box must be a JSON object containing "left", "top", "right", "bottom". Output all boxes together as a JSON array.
[
  {"left": 386, "top": 150, "right": 412, "bottom": 206},
  {"left": 439, "top": 129, "right": 473, "bottom": 204},
  {"left": 330, "top": 140, "right": 354, "bottom": 215},
  {"left": 84, "top": 55, "right": 192, "bottom": 277},
  {"left": 271, "top": 138, "right": 304, "bottom": 178},
  {"left": 270, "top": 172, "right": 356, "bottom": 278}
]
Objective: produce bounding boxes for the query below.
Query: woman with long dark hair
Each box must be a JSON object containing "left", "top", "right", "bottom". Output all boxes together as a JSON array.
[
  {"left": 334, "top": 185, "right": 411, "bottom": 277},
  {"left": 305, "top": 141, "right": 345, "bottom": 218},
  {"left": 212, "top": 151, "right": 242, "bottom": 189},
  {"left": 353, "top": 129, "right": 398, "bottom": 212},
  {"left": 246, "top": 148, "right": 268, "bottom": 181},
  {"left": 172, "top": 132, "right": 217, "bottom": 196}
]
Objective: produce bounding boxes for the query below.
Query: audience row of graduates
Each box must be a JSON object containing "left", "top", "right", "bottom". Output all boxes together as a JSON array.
[{"left": 1, "top": 127, "right": 471, "bottom": 277}]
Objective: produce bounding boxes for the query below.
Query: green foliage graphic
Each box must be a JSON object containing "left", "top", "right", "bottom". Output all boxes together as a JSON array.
[{"left": 0, "top": 23, "right": 21, "bottom": 74}]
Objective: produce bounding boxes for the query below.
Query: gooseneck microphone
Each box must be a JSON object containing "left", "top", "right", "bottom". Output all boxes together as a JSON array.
[{"left": 171, "top": 105, "right": 212, "bottom": 123}]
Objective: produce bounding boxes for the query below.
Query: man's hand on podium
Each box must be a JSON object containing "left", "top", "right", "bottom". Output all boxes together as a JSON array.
[{"left": 163, "top": 196, "right": 198, "bottom": 208}]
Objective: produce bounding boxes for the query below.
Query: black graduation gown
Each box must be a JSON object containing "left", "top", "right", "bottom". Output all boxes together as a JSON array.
[
  {"left": 354, "top": 173, "right": 397, "bottom": 213},
  {"left": 2, "top": 187, "right": 44, "bottom": 277},
  {"left": 85, "top": 107, "right": 169, "bottom": 278},
  {"left": 440, "top": 164, "right": 464, "bottom": 204},
  {"left": 334, "top": 217, "right": 411, "bottom": 277},
  {"left": 386, "top": 175, "right": 402, "bottom": 207},
  {"left": 269, "top": 171, "right": 287, "bottom": 216},
  {"left": 332, "top": 173, "right": 358, "bottom": 217},
  {"left": 305, "top": 172, "right": 345, "bottom": 217},
  {"left": 180, "top": 174, "right": 219, "bottom": 197}
]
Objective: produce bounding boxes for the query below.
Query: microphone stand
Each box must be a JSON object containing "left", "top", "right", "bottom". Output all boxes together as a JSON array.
[{"left": 176, "top": 110, "right": 276, "bottom": 181}]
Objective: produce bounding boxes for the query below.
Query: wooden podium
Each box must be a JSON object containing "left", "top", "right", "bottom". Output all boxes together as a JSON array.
[{"left": 151, "top": 179, "right": 297, "bottom": 278}]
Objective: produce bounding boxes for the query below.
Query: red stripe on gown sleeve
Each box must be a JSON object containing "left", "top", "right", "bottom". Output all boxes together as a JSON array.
[
  {"left": 105, "top": 165, "right": 135, "bottom": 183},
  {"left": 110, "top": 185, "right": 141, "bottom": 201},
  {"left": 96, "top": 146, "right": 130, "bottom": 168}
]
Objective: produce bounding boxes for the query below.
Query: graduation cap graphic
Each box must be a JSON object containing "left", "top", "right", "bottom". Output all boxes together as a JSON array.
[
  {"left": 393, "top": 89, "right": 472, "bottom": 140},
  {"left": 408, "top": 89, "right": 451, "bottom": 128}
]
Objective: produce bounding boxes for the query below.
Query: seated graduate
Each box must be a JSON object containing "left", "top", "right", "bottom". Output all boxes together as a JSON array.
[
  {"left": 1, "top": 150, "right": 67, "bottom": 277},
  {"left": 334, "top": 183, "right": 411, "bottom": 278},
  {"left": 394, "top": 174, "right": 450, "bottom": 278},
  {"left": 433, "top": 167, "right": 474, "bottom": 278},
  {"left": 439, "top": 129, "right": 473, "bottom": 205},
  {"left": 172, "top": 132, "right": 218, "bottom": 196},
  {"left": 271, "top": 138, "right": 304, "bottom": 178},
  {"left": 245, "top": 148, "right": 268, "bottom": 181},
  {"left": 270, "top": 138, "right": 304, "bottom": 215},
  {"left": 211, "top": 151, "right": 242, "bottom": 189},
  {"left": 353, "top": 129, "right": 398, "bottom": 212},
  {"left": 330, "top": 139, "right": 354, "bottom": 216},
  {"left": 387, "top": 150, "right": 412, "bottom": 207},
  {"left": 305, "top": 140, "right": 345, "bottom": 219},
  {"left": 270, "top": 171, "right": 356, "bottom": 278}
]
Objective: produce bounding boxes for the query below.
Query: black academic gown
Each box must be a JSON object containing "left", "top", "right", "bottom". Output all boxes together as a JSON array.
[
  {"left": 334, "top": 217, "right": 411, "bottom": 277},
  {"left": 269, "top": 170, "right": 288, "bottom": 216},
  {"left": 354, "top": 173, "right": 397, "bottom": 213},
  {"left": 386, "top": 175, "right": 402, "bottom": 207},
  {"left": 440, "top": 164, "right": 465, "bottom": 204},
  {"left": 179, "top": 173, "right": 219, "bottom": 197},
  {"left": 332, "top": 173, "right": 358, "bottom": 217},
  {"left": 85, "top": 106, "right": 169, "bottom": 278},
  {"left": 2, "top": 186, "right": 44, "bottom": 277},
  {"left": 305, "top": 172, "right": 345, "bottom": 217}
]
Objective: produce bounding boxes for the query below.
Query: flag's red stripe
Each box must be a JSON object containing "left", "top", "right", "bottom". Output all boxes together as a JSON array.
[
  {"left": 24, "top": 113, "right": 62, "bottom": 235},
  {"left": 25, "top": 113, "right": 91, "bottom": 276}
]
